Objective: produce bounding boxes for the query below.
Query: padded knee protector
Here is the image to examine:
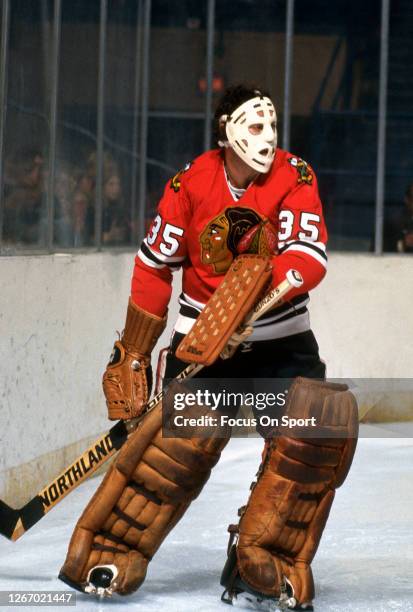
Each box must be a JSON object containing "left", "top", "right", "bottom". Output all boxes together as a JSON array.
[
  {"left": 221, "top": 377, "right": 358, "bottom": 609},
  {"left": 59, "top": 395, "right": 230, "bottom": 596}
]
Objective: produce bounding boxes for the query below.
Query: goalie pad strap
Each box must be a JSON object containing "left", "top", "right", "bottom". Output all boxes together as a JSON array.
[
  {"left": 176, "top": 254, "right": 272, "bottom": 366},
  {"left": 60, "top": 392, "right": 230, "bottom": 595},
  {"left": 228, "top": 377, "right": 358, "bottom": 606},
  {"left": 128, "top": 481, "right": 162, "bottom": 505}
]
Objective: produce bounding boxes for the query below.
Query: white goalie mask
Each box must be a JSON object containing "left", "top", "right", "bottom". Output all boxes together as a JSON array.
[{"left": 219, "top": 95, "right": 277, "bottom": 173}]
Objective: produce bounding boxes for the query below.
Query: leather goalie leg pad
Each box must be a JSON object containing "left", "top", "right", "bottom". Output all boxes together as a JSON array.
[
  {"left": 223, "top": 377, "right": 358, "bottom": 607},
  {"left": 59, "top": 400, "right": 230, "bottom": 595}
]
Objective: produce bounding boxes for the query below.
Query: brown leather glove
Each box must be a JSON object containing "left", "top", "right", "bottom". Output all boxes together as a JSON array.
[{"left": 102, "top": 299, "right": 166, "bottom": 420}]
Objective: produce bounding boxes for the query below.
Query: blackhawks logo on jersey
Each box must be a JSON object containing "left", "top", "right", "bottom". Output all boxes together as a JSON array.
[
  {"left": 170, "top": 161, "right": 192, "bottom": 192},
  {"left": 288, "top": 156, "right": 313, "bottom": 185},
  {"left": 200, "top": 207, "right": 277, "bottom": 274}
]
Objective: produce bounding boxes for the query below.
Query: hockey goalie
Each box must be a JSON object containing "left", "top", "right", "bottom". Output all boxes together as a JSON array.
[{"left": 59, "top": 84, "right": 358, "bottom": 610}]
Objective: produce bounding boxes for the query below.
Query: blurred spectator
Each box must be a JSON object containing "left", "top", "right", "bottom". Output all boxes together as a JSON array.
[
  {"left": 53, "top": 162, "right": 96, "bottom": 248},
  {"left": 78, "top": 151, "right": 129, "bottom": 245},
  {"left": 2, "top": 147, "right": 130, "bottom": 248},
  {"left": 84, "top": 150, "right": 119, "bottom": 190},
  {"left": 396, "top": 182, "right": 413, "bottom": 253},
  {"left": 56, "top": 152, "right": 97, "bottom": 247},
  {"left": 77, "top": 171, "right": 95, "bottom": 201},
  {"left": 54, "top": 162, "right": 78, "bottom": 247},
  {"left": 102, "top": 171, "right": 130, "bottom": 245},
  {"left": 3, "top": 148, "right": 47, "bottom": 245},
  {"left": 72, "top": 189, "right": 93, "bottom": 247}
]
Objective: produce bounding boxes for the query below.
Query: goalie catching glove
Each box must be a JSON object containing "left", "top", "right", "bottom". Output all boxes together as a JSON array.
[{"left": 103, "top": 299, "right": 166, "bottom": 420}]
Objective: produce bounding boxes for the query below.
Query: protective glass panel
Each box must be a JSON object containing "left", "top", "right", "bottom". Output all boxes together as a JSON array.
[
  {"left": 383, "top": 4, "right": 413, "bottom": 253},
  {"left": 214, "top": 1, "right": 286, "bottom": 133},
  {"left": 53, "top": 0, "right": 100, "bottom": 248},
  {"left": 2, "top": 0, "right": 53, "bottom": 251},
  {"left": 0, "top": 2, "right": 4, "bottom": 247},
  {"left": 100, "top": 0, "right": 142, "bottom": 248},
  {"left": 144, "top": 0, "right": 208, "bottom": 232},
  {"left": 291, "top": 0, "right": 380, "bottom": 251}
]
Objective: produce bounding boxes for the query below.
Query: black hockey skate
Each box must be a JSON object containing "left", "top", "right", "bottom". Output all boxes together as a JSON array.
[{"left": 220, "top": 545, "right": 313, "bottom": 611}]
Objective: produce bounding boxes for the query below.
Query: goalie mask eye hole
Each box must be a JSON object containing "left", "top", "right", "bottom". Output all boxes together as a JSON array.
[{"left": 248, "top": 123, "right": 263, "bottom": 135}]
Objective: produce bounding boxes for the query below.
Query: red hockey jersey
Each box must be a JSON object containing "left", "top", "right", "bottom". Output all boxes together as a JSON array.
[{"left": 132, "top": 148, "right": 327, "bottom": 341}]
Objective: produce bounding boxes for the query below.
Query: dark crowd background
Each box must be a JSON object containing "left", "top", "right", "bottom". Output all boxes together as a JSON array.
[{"left": 0, "top": 0, "right": 412, "bottom": 254}]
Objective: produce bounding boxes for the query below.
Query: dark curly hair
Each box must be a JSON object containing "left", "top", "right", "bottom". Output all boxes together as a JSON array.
[{"left": 213, "top": 84, "right": 272, "bottom": 147}]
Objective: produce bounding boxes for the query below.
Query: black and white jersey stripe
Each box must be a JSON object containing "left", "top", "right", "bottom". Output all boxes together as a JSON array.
[
  {"left": 175, "top": 291, "right": 311, "bottom": 341},
  {"left": 178, "top": 292, "right": 204, "bottom": 316},
  {"left": 278, "top": 239, "right": 327, "bottom": 269},
  {"left": 137, "top": 238, "right": 185, "bottom": 270}
]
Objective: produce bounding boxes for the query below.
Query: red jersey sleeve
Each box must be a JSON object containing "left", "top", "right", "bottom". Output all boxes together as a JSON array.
[
  {"left": 272, "top": 157, "right": 327, "bottom": 299},
  {"left": 131, "top": 165, "right": 192, "bottom": 316}
]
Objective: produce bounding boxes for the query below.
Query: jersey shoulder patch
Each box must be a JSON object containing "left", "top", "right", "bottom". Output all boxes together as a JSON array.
[
  {"left": 287, "top": 156, "right": 314, "bottom": 186},
  {"left": 170, "top": 161, "right": 193, "bottom": 192}
]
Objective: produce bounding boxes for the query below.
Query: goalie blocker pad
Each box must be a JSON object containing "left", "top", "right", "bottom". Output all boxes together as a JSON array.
[
  {"left": 59, "top": 385, "right": 230, "bottom": 596},
  {"left": 221, "top": 377, "right": 358, "bottom": 609},
  {"left": 176, "top": 254, "right": 272, "bottom": 366}
]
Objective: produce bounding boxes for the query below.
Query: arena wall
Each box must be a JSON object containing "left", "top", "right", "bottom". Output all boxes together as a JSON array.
[{"left": 0, "top": 252, "right": 411, "bottom": 505}]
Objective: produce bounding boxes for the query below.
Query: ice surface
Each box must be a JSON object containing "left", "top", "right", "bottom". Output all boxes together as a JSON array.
[{"left": 0, "top": 427, "right": 412, "bottom": 611}]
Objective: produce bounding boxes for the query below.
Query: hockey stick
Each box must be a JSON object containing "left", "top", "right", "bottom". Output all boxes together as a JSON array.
[
  {"left": 0, "top": 365, "right": 203, "bottom": 542},
  {"left": 0, "top": 364, "right": 202, "bottom": 543},
  {"left": 0, "top": 271, "right": 302, "bottom": 542}
]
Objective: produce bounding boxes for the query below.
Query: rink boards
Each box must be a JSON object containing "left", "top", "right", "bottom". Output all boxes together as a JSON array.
[{"left": 0, "top": 251, "right": 412, "bottom": 505}]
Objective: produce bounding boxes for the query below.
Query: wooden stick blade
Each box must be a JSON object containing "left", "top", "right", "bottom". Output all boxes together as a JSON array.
[
  {"left": 0, "top": 420, "right": 130, "bottom": 542},
  {"left": 0, "top": 499, "right": 21, "bottom": 540}
]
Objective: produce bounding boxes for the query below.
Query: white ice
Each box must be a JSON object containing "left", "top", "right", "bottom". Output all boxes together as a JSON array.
[{"left": 0, "top": 425, "right": 412, "bottom": 612}]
